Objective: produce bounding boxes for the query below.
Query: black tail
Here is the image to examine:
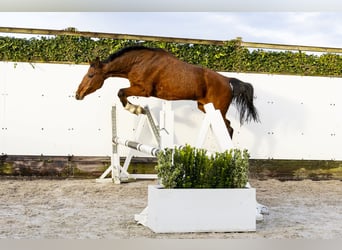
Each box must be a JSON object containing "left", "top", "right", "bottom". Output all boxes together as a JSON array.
[{"left": 229, "top": 78, "right": 260, "bottom": 125}]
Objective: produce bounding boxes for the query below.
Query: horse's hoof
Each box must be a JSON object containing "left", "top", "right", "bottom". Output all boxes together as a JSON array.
[
  {"left": 138, "top": 106, "right": 146, "bottom": 115},
  {"left": 135, "top": 106, "right": 146, "bottom": 115},
  {"left": 125, "top": 103, "right": 146, "bottom": 115}
]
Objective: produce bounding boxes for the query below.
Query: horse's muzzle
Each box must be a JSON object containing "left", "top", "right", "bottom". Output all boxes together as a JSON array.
[{"left": 75, "top": 93, "right": 83, "bottom": 100}]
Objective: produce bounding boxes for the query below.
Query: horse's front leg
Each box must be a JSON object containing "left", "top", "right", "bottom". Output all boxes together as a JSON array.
[{"left": 117, "top": 86, "right": 146, "bottom": 115}]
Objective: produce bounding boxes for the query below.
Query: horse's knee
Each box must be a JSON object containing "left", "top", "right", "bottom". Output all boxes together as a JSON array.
[
  {"left": 117, "top": 89, "right": 128, "bottom": 107},
  {"left": 118, "top": 89, "right": 125, "bottom": 98},
  {"left": 197, "top": 102, "right": 205, "bottom": 113}
]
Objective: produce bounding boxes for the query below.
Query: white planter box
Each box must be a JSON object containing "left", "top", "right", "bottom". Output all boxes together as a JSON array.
[{"left": 147, "top": 185, "right": 256, "bottom": 233}]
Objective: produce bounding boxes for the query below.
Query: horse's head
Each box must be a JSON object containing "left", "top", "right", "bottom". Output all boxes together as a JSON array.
[{"left": 75, "top": 58, "right": 105, "bottom": 100}]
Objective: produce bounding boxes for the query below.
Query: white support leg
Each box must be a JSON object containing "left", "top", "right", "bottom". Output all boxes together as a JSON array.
[
  {"left": 196, "top": 103, "right": 233, "bottom": 151},
  {"left": 159, "top": 101, "right": 174, "bottom": 149},
  {"left": 111, "top": 152, "right": 122, "bottom": 184},
  {"left": 96, "top": 105, "right": 123, "bottom": 183},
  {"left": 96, "top": 152, "right": 122, "bottom": 184}
]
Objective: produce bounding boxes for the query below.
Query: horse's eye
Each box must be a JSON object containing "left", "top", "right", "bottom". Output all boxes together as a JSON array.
[{"left": 88, "top": 73, "right": 95, "bottom": 78}]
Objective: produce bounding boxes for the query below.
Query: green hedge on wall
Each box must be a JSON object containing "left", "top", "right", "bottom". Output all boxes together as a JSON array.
[{"left": 0, "top": 35, "right": 341, "bottom": 77}]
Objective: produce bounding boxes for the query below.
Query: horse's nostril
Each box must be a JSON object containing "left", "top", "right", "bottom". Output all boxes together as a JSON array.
[{"left": 76, "top": 93, "right": 85, "bottom": 100}]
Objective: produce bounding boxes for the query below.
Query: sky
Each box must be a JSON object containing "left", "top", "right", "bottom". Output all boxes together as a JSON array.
[{"left": 0, "top": 12, "right": 341, "bottom": 49}]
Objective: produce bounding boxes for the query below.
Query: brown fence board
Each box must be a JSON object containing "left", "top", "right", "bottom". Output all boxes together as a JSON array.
[{"left": 1, "top": 26, "right": 341, "bottom": 53}]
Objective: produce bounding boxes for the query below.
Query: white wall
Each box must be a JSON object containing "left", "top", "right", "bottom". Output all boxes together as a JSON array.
[{"left": 0, "top": 62, "right": 341, "bottom": 160}]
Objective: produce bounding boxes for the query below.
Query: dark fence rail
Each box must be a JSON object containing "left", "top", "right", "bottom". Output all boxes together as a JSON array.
[{"left": 1, "top": 155, "right": 342, "bottom": 180}]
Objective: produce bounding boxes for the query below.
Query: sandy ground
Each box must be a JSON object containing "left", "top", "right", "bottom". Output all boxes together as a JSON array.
[{"left": 0, "top": 178, "right": 341, "bottom": 239}]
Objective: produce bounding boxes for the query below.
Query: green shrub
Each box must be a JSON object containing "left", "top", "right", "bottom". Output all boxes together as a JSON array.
[
  {"left": 156, "top": 145, "right": 250, "bottom": 189},
  {"left": 0, "top": 36, "right": 341, "bottom": 76}
]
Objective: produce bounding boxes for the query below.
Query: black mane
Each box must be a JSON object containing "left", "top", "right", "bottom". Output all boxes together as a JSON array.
[{"left": 102, "top": 46, "right": 163, "bottom": 63}]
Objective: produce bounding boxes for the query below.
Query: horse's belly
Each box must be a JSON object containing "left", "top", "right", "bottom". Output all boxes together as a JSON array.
[{"left": 154, "top": 85, "right": 199, "bottom": 101}]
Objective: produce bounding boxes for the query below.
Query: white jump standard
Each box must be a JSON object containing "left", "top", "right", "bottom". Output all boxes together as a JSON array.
[{"left": 97, "top": 103, "right": 173, "bottom": 183}]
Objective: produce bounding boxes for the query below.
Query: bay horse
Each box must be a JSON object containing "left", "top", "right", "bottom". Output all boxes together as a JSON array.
[{"left": 75, "top": 46, "right": 259, "bottom": 138}]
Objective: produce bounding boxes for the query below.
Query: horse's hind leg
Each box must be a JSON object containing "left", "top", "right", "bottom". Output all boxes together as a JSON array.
[
  {"left": 219, "top": 106, "right": 234, "bottom": 138},
  {"left": 224, "top": 118, "right": 234, "bottom": 139}
]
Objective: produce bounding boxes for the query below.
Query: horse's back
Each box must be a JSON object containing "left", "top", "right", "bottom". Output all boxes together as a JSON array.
[{"left": 129, "top": 48, "right": 231, "bottom": 101}]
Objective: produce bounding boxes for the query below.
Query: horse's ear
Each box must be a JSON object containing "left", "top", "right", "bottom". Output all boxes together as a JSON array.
[{"left": 96, "top": 57, "right": 104, "bottom": 67}]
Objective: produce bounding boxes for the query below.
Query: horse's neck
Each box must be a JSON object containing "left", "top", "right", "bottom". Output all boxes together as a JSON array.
[{"left": 103, "top": 56, "right": 136, "bottom": 79}]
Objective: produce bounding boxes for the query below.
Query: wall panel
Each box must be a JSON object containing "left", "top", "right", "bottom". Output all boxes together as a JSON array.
[{"left": 0, "top": 62, "right": 341, "bottom": 160}]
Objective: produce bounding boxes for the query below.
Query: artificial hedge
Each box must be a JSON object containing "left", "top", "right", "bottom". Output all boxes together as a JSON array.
[
  {"left": 156, "top": 145, "right": 250, "bottom": 189},
  {"left": 0, "top": 35, "right": 341, "bottom": 77}
]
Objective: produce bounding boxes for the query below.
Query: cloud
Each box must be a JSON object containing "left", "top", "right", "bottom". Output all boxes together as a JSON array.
[
  {"left": 0, "top": 12, "right": 341, "bottom": 48},
  {"left": 206, "top": 12, "right": 342, "bottom": 48}
]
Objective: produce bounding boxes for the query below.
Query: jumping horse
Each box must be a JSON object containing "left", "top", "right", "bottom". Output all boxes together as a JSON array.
[{"left": 75, "top": 46, "right": 259, "bottom": 138}]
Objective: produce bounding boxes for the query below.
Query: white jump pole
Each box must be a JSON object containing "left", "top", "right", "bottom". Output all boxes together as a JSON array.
[{"left": 113, "top": 137, "right": 161, "bottom": 157}]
